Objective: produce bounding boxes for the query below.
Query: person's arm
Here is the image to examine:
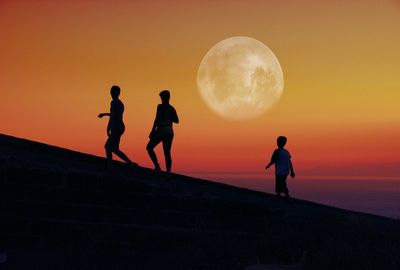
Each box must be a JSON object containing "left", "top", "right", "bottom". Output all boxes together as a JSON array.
[
  {"left": 98, "top": 113, "right": 110, "bottom": 118},
  {"left": 172, "top": 107, "right": 179, "bottom": 124},
  {"left": 99, "top": 101, "right": 113, "bottom": 118},
  {"left": 265, "top": 150, "right": 278, "bottom": 170},
  {"left": 100, "top": 102, "right": 113, "bottom": 136},
  {"left": 149, "top": 106, "right": 160, "bottom": 137},
  {"left": 106, "top": 122, "right": 111, "bottom": 136},
  {"left": 290, "top": 159, "right": 295, "bottom": 178}
]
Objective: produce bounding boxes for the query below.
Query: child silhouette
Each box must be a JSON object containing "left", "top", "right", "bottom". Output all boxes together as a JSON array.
[{"left": 265, "top": 136, "right": 295, "bottom": 198}]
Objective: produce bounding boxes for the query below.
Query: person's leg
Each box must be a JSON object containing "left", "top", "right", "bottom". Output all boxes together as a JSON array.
[
  {"left": 162, "top": 134, "right": 174, "bottom": 173},
  {"left": 114, "top": 150, "right": 132, "bottom": 164},
  {"left": 104, "top": 137, "right": 113, "bottom": 169},
  {"left": 276, "top": 175, "right": 288, "bottom": 197},
  {"left": 282, "top": 175, "right": 290, "bottom": 198},
  {"left": 146, "top": 136, "right": 162, "bottom": 170},
  {"left": 275, "top": 175, "right": 281, "bottom": 196},
  {"left": 111, "top": 133, "right": 133, "bottom": 164}
]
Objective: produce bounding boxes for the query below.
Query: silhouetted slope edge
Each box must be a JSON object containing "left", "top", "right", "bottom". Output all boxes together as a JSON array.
[{"left": 0, "top": 133, "right": 399, "bottom": 270}]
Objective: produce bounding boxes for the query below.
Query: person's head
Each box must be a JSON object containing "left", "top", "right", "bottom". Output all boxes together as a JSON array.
[
  {"left": 277, "top": 136, "right": 287, "bottom": 148},
  {"left": 159, "top": 90, "right": 170, "bottom": 104},
  {"left": 110, "top": 85, "right": 121, "bottom": 99}
]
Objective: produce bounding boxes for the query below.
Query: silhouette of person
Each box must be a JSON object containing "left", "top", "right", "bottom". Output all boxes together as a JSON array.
[
  {"left": 98, "top": 85, "right": 134, "bottom": 169},
  {"left": 146, "top": 90, "right": 179, "bottom": 177},
  {"left": 265, "top": 136, "right": 295, "bottom": 198}
]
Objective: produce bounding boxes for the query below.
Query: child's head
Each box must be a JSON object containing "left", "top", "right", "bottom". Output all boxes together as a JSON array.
[
  {"left": 110, "top": 85, "right": 121, "bottom": 99},
  {"left": 277, "top": 136, "right": 287, "bottom": 148},
  {"left": 159, "top": 90, "right": 170, "bottom": 104}
]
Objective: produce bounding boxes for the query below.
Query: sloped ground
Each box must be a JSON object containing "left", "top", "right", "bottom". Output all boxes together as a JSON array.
[{"left": 0, "top": 134, "right": 399, "bottom": 270}]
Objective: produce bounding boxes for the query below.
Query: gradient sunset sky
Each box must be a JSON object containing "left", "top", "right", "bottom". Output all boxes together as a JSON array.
[{"left": 1, "top": 0, "right": 400, "bottom": 179}]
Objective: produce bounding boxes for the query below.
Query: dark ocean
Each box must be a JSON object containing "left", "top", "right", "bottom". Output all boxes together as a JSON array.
[{"left": 189, "top": 173, "right": 400, "bottom": 219}]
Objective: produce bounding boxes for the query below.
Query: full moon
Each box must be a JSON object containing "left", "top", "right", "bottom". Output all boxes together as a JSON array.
[{"left": 197, "top": 36, "right": 284, "bottom": 120}]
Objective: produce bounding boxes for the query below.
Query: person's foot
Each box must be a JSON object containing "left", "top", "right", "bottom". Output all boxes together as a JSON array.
[
  {"left": 127, "top": 161, "right": 138, "bottom": 167},
  {"left": 165, "top": 171, "right": 171, "bottom": 178},
  {"left": 155, "top": 165, "right": 161, "bottom": 172}
]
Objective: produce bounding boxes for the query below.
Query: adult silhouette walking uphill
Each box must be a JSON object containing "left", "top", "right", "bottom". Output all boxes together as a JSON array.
[
  {"left": 98, "top": 85, "right": 135, "bottom": 169},
  {"left": 147, "top": 90, "right": 179, "bottom": 177}
]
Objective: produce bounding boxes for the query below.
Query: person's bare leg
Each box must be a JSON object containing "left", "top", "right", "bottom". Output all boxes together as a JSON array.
[
  {"left": 162, "top": 135, "right": 173, "bottom": 173},
  {"left": 105, "top": 148, "right": 113, "bottom": 169},
  {"left": 104, "top": 138, "right": 113, "bottom": 169},
  {"left": 146, "top": 138, "right": 162, "bottom": 171},
  {"left": 114, "top": 149, "right": 132, "bottom": 164}
]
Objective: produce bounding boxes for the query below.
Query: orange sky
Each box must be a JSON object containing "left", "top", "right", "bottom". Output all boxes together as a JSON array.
[{"left": 1, "top": 0, "right": 400, "bottom": 178}]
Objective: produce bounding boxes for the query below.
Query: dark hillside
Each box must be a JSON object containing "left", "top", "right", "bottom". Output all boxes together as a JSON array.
[{"left": 0, "top": 134, "right": 399, "bottom": 269}]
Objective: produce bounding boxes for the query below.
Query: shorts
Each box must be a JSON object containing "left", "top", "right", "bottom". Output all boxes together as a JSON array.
[{"left": 105, "top": 129, "right": 124, "bottom": 152}]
